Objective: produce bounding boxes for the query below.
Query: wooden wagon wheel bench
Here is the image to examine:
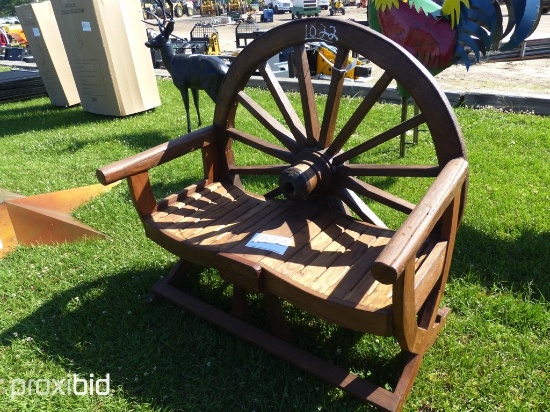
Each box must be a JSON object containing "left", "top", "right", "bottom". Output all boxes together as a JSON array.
[{"left": 97, "top": 18, "right": 468, "bottom": 411}]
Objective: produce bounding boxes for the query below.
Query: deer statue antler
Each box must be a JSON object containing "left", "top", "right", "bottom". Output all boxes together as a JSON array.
[
  {"left": 152, "top": 0, "right": 170, "bottom": 27},
  {"left": 144, "top": 2, "right": 166, "bottom": 31},
  {"left": 165, "top": 0, "right": 175, "bottom": 21}
]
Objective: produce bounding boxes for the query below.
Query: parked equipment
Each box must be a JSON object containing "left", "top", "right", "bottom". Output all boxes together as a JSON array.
[
  {"left": 235, "top": 19, "right": 266, "bottom": 48},
  {"left": 291, "top": 0, "right": 320, "bottom": 19},
  {"left": 227, "top": 0, "right": 247, "bottom": 19},
  {"left": 155, "top": 0, "right": 185, "bottom": 16},
  {"left": 148, "top": 21, "right": 221, "bottom": 68},
  {"left": 260, "top": 8, "right": 274, "bottom": 21},
  {"left": 329, "top": 0, "right": 345, "bottom": 15},
  {"left": 265, "top": 0, "right": 293, "bottom": 13},
  {"left": 141, "top": 1, "right": 158, "bottom": 19},
  {"left": 143, "top": 0, "right": 184, "bottom": 19},
  {"left": 185, "top": 22, "right": 222, "bottom": 55},
  {"left": 314, "top": 43, "right": 370, "bottom": 79},
  {"left": 200, "top": 0, "right": 219, "bottom": 16}
]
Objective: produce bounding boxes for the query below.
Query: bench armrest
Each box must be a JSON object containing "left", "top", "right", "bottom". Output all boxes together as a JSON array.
[
  {"left": 372, "top": 157, "right": 468, "bottom": 284},
  {"left": 96, "top": 126, "right": 218, "bottom": 185}
]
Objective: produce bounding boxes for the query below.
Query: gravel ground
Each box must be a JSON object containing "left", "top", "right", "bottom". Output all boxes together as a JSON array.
[{"left": 165, "top": 6, "right": 550, "bottom": 95}]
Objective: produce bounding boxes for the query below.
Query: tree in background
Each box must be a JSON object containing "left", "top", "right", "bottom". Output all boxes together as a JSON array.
[{"left": 1, "top": 0, "right": 43, "bottom": 17}]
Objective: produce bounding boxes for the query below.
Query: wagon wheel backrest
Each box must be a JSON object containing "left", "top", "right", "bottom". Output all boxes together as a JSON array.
[{"left": 211, "top": 19, "right": 467, "bottom": 228}]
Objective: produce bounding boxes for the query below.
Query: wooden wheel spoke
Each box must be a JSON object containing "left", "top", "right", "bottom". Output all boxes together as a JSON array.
[
  {"left": 319, "top": 45, "right": 350, "bottom": 149},
  {"left": 257, "top": 61, "right": 308, "bottom": 148},
  {"left": 229, "top": 164, "right": 289, "bottom": 175},
  {"left": 334, "top": 112, "right": 426, "bottom": 165},
  {"left": 293, "top": 45, "right": 320, "bottom": 145},
  {"left": 263, "top": 186, "right": 282, "bottom": 199},
  {"left": 237, "top": 91, "right": 300, "bottom": 152},
  {"left": 333, "top": 186, "right": 387, "bottom": 227},
  {"left": 337, "top": 164, "right": 440, "bottom": 178},
  {"left": 339, "top": 176, "right": 415, "bottom": 214},
  {"left": 227, "top": 128, "right": 294, "bottom": 163},
  {"left": 325, "top": 72, "right": 394, "bottom": 158}
]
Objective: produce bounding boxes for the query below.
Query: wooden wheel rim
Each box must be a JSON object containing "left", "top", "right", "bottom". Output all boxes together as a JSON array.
[{"left": 213, "top": 18, "right": 467, "bottom": 223}]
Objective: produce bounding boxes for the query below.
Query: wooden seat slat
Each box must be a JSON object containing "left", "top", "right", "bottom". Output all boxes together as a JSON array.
[
  {"left": 168, "top": 186, "right": 249, "bottom": 239},
  {"left": 264, "top": 211, "right": 342, "bottom": 277},
  {"left": 326, "top": 235, "right": 391, "bottom": 302},
  {"left": 155, "top": 181, "right": 225, "bottom": 219},
  {"left": 199, "top": 199, "right": 295, "bottom": 248},
  {"left": 310, "top": 229, "right": 389, "bottom": 296},
  {"left": 301, "top": 224, "right": 362, "bottom": 272},
  {"left": 155, "top": 181, "right": 214, "bottom": 211},
  {"left": 288, "top": 220, "right": 390, "bottom": 296},
  {"left": 284, "top": 218, "right": 352, "bottom": 279},
  {"left": 290, "top": 228, "right": 363, "bottom": 291},
  {"left": 195, "top": 197, "right": 272, "bottom": 245},
  {"left": 154, "top": 187, "right": 248, "bottom": 247},
  {"left": 153, "top": 183, "right": 232, "bottom": 227},
  {"left": 165, "top": 185, "right": 245, "bottom": 234},
  {"left": 343, "top": 265, "right": 391, "bottom": 307},
  {"left": 207, "top": 200, "right": 297, "bottom": 251},
  {"left": 223, "top": 200, "right": 328, "bottom": 260},
  {"left": 348, "top": 271, "right": 386, "bottom": 304}
]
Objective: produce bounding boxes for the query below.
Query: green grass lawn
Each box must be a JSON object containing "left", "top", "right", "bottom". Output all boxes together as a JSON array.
[{"left": 0, "top": 79, "right": 548, "bottom": 411}]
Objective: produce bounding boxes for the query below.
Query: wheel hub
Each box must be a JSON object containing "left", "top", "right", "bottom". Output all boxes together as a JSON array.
[{"left": 279, "top": 150, "right": 333, "bottom": 201}]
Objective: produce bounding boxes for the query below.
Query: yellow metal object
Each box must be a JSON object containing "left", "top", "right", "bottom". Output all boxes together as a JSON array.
[
  {"left": 316, "top": 46, "right": 363, "bottom": 79},
  {"left": 3, "top": 25, "right": 27, "bottom": 46},
  {"left": 207, "top": 32, "right": 221, "bottom": 55}
]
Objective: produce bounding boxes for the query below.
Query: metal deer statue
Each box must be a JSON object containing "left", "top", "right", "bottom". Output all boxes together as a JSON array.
[{"left": 145, "top": 0, "right": 229, "bottom": 132}]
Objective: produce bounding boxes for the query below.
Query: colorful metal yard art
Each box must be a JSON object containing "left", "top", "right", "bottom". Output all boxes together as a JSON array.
[
  {"left": 367, "top": 0, "right": 542, "bottom": 155},
  {"left": 368, "top": 0, "right": 542, "bottom": 74}
]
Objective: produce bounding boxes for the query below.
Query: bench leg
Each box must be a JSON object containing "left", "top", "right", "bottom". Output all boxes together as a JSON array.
[
  {"left": 264, "top": 291, "right": 292, "bottom": 342},
  {"left": 392, "top": 351, "right": 424, "bottom": 411},
  {"left": 147, "top": 258, "right": 193, "bottom": 303},
  {"left": 232, "top": 285, "right": 248, "bottom": 320},
  {"left": 232, "top": 287, "right": 292, "bottom": 342}
]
